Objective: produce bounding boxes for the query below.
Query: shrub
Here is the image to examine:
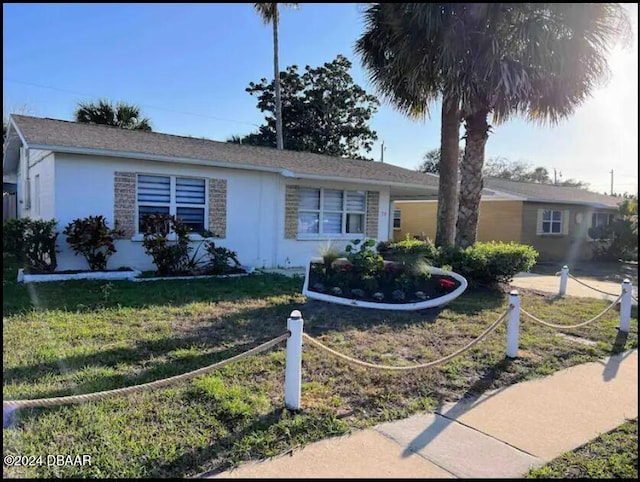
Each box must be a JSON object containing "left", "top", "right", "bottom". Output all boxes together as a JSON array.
[
  {"left": 63, "top": 215, "right": 123, "bottom": 271},
  {"left": 3, "top": 218, "right": 30, "bottom": 262},
  {"left": 345, "top": 238, "right": 383, "bottom": 276},
  {"left": 140, "top": 214, "right": 196, "bottom": 275},
  {"left": 376, "top": 234, "right": 437, "bottom": 261},
  {"left": 436, "top": 241, "right": 538, "bottom": 285},
  {"left": 3, "top": 218, "right": 58, "bottom": 272},
  {"left": 204, "top": 241, "right": 241, "bottom": 275}
]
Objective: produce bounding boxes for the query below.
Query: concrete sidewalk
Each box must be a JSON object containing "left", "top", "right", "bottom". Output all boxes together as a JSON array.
[
  {"left": 511, "top": 272, "right": 638, "bottom": 303},
  {"left": 212, "top": 350, "right": 638, "bottom": 479}
]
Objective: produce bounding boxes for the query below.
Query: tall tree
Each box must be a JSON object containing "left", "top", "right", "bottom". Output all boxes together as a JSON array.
[
  {"left": 357, "top": 3, "right": 630, "bottom": 248},
  {"left": 228, "top": 55, "right": 379, "bottom": 159},
  {"left": 357, "top": 4, "right": 464, "bottom": 247},
  {"left": 74, "top": 100, "right": 152, "bottom": 131},
  {"left": 253, "top": 3, "right": 298, "bottom": 150},
  {"left": 416, "top": 147, "right": 464, "bottom": 174}
]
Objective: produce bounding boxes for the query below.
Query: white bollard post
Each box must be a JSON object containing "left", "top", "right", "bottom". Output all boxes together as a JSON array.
[
  {"left": 285, "top": 310, "right": 304, "bottom": 410},
  {"left": 559, "top": 265, "right": 569, "bottom": 296},
  {"left": 619, "top": 279, "right": 632, "bottom": 333},
  {"left": 506, "top": 290, "right": 520, "bottom": 358}
]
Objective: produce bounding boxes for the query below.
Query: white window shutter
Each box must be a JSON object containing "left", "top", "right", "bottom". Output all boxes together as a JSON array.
[
  {"left": 562, "top": 210, "right": 570, "bottom": 235},
  {"left": 536, "top": 208, "right": 543, "bottom": 235}
]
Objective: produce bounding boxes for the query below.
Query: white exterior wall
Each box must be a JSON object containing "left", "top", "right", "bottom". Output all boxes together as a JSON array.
[
  {"left": 54, "top": 153, "right": 281, "bottom": 271},
  {"left": 16, "top": 148, "right": 55, "bottom": 219},
  {"left": 278, "top": 178, "right": 391, "bottom": 268},
  {"left": 51, "top": 153, "right": 394, "bottom": 271}
]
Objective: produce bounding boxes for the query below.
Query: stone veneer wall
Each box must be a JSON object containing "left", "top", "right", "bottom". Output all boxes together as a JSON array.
[
  {"left": 208, "top": 179, "right": 227, "bottom": 238},
  {"left": 366, "top": 191, "right": 379, "bottom": 238},
  {"left": 284, "top": 184, "right": 299, "bottom": 239},
  {"left": 113, "top": 172, "right": 136, "bottom": 238}
]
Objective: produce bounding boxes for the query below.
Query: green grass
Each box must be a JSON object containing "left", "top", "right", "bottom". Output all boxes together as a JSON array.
[
  {"left": 2, "top": 254, "right": 637, "bottom": 478},
  {"left": 527, "top": 419, "right": 638, "bottom": 479}
]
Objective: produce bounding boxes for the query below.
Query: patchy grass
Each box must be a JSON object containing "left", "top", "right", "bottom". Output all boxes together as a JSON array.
[
  {"left": 527, "top": 419, "right": 638, "bottom": 479},
  {"left": 3, "top": 255, "right": 637, "bottom": 478}
]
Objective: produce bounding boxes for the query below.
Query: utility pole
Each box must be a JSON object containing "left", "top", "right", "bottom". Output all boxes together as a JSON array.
[
  {"left": 380, "top": 141, "right": 385, "bottom": 163},
  {"left": 610, "top": 169, "right": 614, "bottom": 195},
  {"left": 553, "top": 168, "right": 557, "bottom": 185}
]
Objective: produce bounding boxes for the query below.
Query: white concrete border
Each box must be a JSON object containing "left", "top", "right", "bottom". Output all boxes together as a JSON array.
[
  {"left": 19, "top": 268, "right": 140, "bottom": 283},
  {"left": 18, "top": 266, "right": 254, "bottom": 284},
  {"left": 302, "top": 259, "right": 468, "bottom": 311},
  {"left": 132, "top": 272, "right": 250, "bottom": 282}
]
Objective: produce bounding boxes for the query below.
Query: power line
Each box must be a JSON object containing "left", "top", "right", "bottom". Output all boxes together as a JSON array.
[{"left": 2, "top": 78, "right": 261, "bottom": 128}]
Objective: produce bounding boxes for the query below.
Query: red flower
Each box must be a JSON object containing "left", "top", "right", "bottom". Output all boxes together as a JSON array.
[{"left": 438, "top": 279, "right": 455, "bottom": 290}]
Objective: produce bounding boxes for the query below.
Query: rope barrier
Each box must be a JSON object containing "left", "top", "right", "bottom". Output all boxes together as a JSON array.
[
  {"left": 567, "top": 274, "right": 619, "bottom": 297},
  {"left": 3, "top": 332, "right": 291, "bottom": 409},
  {"left": 302, "top": 307, "right": 513, "bottom": 371},
  {"left": 521, "top": 293, "right": 623, "bottom": 330}
]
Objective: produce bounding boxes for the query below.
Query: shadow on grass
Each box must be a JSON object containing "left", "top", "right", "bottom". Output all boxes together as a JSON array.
[{"left": 602, "top": 330, "right": 634, "bottom": 382}]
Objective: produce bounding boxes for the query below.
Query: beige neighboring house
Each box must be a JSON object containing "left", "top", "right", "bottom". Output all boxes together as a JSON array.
[{"left": 393, "top": 177, "right": 622, "bottom": 262}]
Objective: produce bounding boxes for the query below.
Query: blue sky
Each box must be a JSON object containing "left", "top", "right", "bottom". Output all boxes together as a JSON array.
[{"left": 3, "top": 3, "right": 638, "bottom": 195}]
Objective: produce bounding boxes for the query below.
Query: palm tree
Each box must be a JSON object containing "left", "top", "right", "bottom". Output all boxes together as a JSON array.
[
  {"left": 74, "top": 99, "right": 152, "bottom": 131},
  {"left": 357, "top": 3, "right": 463, "bottom": 248},
  {"left": 253, "top": 3, "right": 298, "bottom": 150},
  {"left": 357, "top": 3, "right": 630, "bottom": 248}
]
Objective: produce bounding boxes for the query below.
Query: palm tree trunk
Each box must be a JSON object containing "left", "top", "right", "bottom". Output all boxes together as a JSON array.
[
  {"left": 273, "top": 4, "right": 284, "bottom": 150},
  {"left": 456, "top": 109, "right": 490, "bottom": 248},
  {"left": 435, "top": 92, "right": 460, "bottom": 247}
]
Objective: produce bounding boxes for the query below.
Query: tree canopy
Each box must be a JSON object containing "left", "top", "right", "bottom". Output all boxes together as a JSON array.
[
  {"left": 417, "top": 149, "right": 589, "bottom": 188},
  {"left": 74, "top": 100, "right": 152, "bottom": 131},
  {"left": 229, "top": 54, "right": 379, "bottom": 159}
]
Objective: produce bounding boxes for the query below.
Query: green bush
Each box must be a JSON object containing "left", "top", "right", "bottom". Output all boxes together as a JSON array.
[
  {"left": 3, "top": 217, "right": 58, "bottom": 272},
  {"left": 3, "top": 218, "right": 30, "bottom": 261},
  {"left": 140, "top": 214, "right": 196, "bottom": 275},
  {"left": 204, "top": 241, "right": 241, "bottom": 275},
  {"left": 436, "top": 241, "right": 538, "bottom": 285},
  {"left": 63, "top": 215, "right": 123, "bottom": 271},
  {"left": 345, "top": 238, "right": 383, "bottom": 276},
  {"left": 376, "top": 235, "right": 437, "bottom": 261}
]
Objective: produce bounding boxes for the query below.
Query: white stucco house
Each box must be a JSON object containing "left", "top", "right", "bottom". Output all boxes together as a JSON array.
[{"left": 3, "top": 115, "right": 441, "bottom": 271}]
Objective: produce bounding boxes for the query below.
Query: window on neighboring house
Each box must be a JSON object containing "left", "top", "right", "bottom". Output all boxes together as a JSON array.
[
  {"left": 393, "top": 209, "right": 401, "bottom": 229},
  {"left": 298, "top": 188, "right": 366, "bottom": 236},
  {"left": 591, "top": 212, "right": 615, "bottom": 229},
  {"left": 541, "top": 209, "right": 562, "bottom": 234},
  {"left": 137, "top": 175, "right": 206, "bottom": 233}
]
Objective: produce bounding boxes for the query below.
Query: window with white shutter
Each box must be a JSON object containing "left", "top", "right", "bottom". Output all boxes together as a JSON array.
[
  {"left": 297, "top": 188, "right": 366, "bottom": 237},
  {"left": 137, "top": 174, "right": 207, "bottom": 233}
]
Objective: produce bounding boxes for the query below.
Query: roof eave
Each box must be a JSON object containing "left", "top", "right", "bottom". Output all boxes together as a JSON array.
[{"left": 28, "top": 143, "right": 439, "bottom": 192}]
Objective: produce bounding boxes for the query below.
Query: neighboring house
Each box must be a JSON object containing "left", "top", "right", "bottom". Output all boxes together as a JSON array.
[
  {"left": 3, "top": 115, "right": 440, "bottom": 271},
  {"left": 394, "top": 177, "right": 622, "bottom": 262}
]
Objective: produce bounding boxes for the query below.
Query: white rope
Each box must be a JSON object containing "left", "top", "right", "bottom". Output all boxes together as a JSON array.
[
  {"left": 302, "top": 307, "right": 513, "bottom": 371},
  {"left": 567, "top": 274, "right": 619, "bottom": 297},
  {"left": 4, "top": 332, "right": 291, "bottom": 409},
  {"left": 521, "top": 293, "right": 623, "bottom": 329}
]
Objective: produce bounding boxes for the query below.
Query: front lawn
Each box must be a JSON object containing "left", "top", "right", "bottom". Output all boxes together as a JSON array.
[
  {"left": 3, "top": 254, "right": 637, "bottom": 478},
  {"left": 527, "top": 419, "right": 638, "bottom": 479}
]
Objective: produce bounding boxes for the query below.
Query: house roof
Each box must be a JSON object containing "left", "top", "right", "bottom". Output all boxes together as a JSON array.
[
  {"left": 7, "top": 115, "right": 441, "bottom": 193},
  {"left": 483, "top": 177, "right": 621, "bottom": 209}
]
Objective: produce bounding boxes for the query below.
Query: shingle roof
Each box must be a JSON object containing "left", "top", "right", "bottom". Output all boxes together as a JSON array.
[
  {"left": 10, "top": 115, "right": 440, "bottom": 189},
  {"left": 484, "top": 177, "right": 622, "bottom": 208}
]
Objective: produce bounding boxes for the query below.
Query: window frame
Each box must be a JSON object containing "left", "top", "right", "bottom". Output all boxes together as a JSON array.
[
  {"left": 591, "top": 212, "right": 615, "bottom": 229},
  {"left": 540, "top": 209, "right": 563, "bottom": 235},
  {"left": 297, "top": 187, "right": 367, "bottom": 239},
  {"left": 393, "top": 209, "right": 401, "bottom": 230},
  {"left": 135, "top": 174, "right": 209, "bottom": 237}
]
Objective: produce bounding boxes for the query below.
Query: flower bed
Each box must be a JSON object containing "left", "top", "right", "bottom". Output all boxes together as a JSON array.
[{"left": 302, "top": 257, "right": 467, "bottom": 311}]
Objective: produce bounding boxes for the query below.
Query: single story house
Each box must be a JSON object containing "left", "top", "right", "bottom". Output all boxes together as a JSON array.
[
  {"left": 394, "top": 177, "right": 622, "bottom": 262},
  {"left": 3, "top": 115, "right": 441, "bottom": 271}
]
